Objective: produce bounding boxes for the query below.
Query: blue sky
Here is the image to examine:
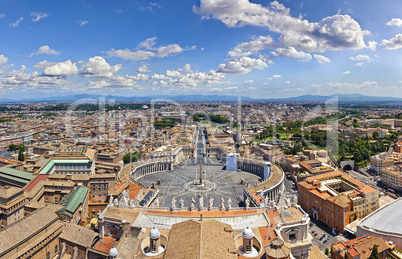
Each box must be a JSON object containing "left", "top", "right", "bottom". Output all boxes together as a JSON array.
[{"left": 0, "top": 0, "right": 402, "bottom": 99}]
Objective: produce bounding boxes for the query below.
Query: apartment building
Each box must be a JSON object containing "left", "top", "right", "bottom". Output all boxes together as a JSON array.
[
  {"left": 370, "top": 154, "right": 394, "bottom": 174},
  {"left": 0, "top": 185, "right": 26, "bottom": 227},
  {"left": 298, "top": 171, "right": 379, "bottom": 232},
  {"left": 381, "top": 166, "right": 402, "bottom": 191}
]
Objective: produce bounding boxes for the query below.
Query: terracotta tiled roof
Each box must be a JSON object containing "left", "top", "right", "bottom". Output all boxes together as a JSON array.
[
  {"left": 0, "top": 204, "right": 62, "bottom": 254},
  {"left": 164, "top": 219, "right": 237, "bottom": 259},
  {"left": 59, "top": 222, "right": 98, "bottom": 248},
  {"left": 309, "top": 245, "right": 326, "bottom": 259},
  {"left": 0, "top": 185, "right": 22, "bottom": 198}
]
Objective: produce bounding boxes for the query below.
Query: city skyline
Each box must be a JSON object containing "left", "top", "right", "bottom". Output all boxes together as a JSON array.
[{"left": 1, "top": 0, "right": 402, "bottom": 99}]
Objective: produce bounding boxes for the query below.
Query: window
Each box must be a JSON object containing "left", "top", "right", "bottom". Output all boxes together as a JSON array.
[
  {"left": 289, "top": 234, "right": 296, "bottom": 240},
  {"left": 55, "top": 245, "right": 58, "bottom": 253}
]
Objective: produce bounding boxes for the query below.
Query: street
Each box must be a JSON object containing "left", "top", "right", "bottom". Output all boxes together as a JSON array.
[
  {"left": 346, "top": 169, "right": 401, "bottom": 197},
  {"left": 309, "top": 217, "right": 351, "bottom": 253}
]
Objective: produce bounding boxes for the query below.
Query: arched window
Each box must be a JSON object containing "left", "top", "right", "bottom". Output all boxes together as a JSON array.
[
  {"left": 55, "top": 244, "right": 58, "bottom": 253},
  {"left": 46, "top": 251, "right": 50, "bottom": 259}
]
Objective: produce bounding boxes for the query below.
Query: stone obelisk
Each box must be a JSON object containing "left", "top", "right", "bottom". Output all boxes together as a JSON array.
[{"left": 199, "top": 161, "right": 203, "bottom": 185}]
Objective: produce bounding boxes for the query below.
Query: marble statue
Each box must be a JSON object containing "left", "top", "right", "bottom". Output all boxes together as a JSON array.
[
  {"left": 199, "top": 195, "right": 204, "bottom": 210},
  {"left": 245, "top": 198, "right": 250, "bottom": 208},
  {"left": 179, "top": 198, "right": 184, "bottom": 210},
  {"left": 220, "top": 197, "right": 225, "bottom": 211},
  {"left": 227, "top": 198, "right": 232, "bottom": 210},
  {"left": 154, "top": 198, "right": 159, "bottom": 208},
  {"left": 171, "top": 198, "right": 176, "bottom": 210},
  {"left": 208, "top": 197, "right": 214, "bottom": 210}
]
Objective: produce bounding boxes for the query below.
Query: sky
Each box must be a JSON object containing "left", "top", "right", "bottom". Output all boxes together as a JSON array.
[{"left": 0, "top": 0, "right": 402, "bottom": 99}]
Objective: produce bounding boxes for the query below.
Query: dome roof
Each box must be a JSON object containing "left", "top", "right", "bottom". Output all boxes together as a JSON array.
[
  {"left": 109, "top": 247, "right": 118, "bottom": 257},
  {"left": 149, "top": 227, "right": 160, "bottom": 239},
  {"left": 242, "top": 227, "right": 254, "bottom": 239}
]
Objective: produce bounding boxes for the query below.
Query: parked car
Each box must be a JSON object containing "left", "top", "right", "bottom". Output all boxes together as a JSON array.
[
  {"left": 312, "top": 230, "right": 315, "bottom": 234},
  {"left": 309, "top": 223, "right": 313, "bottom": 227},
  {"left": 323, "top": 240, "right": 327, "bottom": 244},
  {"left": 314, "top": 233, "right": 318, "bottom": 236},
  {"left": 327, "top": 236, "right": 330, "bottom": 240}
]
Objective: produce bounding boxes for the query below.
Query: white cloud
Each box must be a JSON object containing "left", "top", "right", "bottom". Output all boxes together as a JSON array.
[
  {"left": 31, "top": 12, "right": 48, "bottom": 22},
  {"left": 33, "top": 60, "right": 56, "bottom": 69},
  {"left": 80, "top": 56, "right": 122, "bottom": 78},
  {"left": 217, "top": 57, "right": 268, "bottom": 74},
  {"left": 386, "top": 18, "right": 402, "bottom": 28},
  {"left": 10, "top": 17, "right": 23, "bottom": 28},
  {"left": 151, "top": 74, "right": 170, "bottom": 80},
  {"left": 228, "top": 35, "right": 275, "bottom": 57},
  {"left": 151, "top": 68, "right": 226, "bottom": 88},
  {"left": 43, "top": 60, "right": 78, "bottom": 77},
  {"left": 0, "top": 65, "right": 72, "bottom": 89},
  {"left": 194, "top": 0, "right": 370, "bottom": 52},
  {"left": 107, "top": 37, "right": 194, "bottom": 61},
  {"left": 80, "top": 20, "right": 88, "bottom": 26},
  {"left": 0, "top": 14, "right": 5, "bottom": 18},
  {"left": 138, "top": 2, "right": 162, "bottom": 12},
  {"left": 285, "top": 81, "right": 290, "bottom": 84},
  {"left": 313, "top": 54, "right": 331, "bottom": 64},
  {"left": 367, "top": 41, "right": 377, "bottom": 52},
  {"left": 350, "top": 54, "right": 373, "bottom": 66},
  {"left": 87, "top": 73, "right": 147, "bottom": 90},
  {"left": 343, "top": 70, "right": 350, "bottom": 75},
  {"left": 35, "top": 45, "right": 60, "bottom": 56},
  {"left": 350, "top": 54, "right": 372, "bottom": 62},
  {"left": 273, "top": 75, "right": 281, "bottom": 78},
  {"left": 166, "top": 70, "right": 183, "bottom": 78},
  {"left": 0, "top": 55, "right": 8, "bottom": 66},
  {"left": 244, "top": 79, "right": 254, "bottom": 83},
  {"left": 137, "top": 37, "right": 157, "bottom": 50},
  {"left": 136, "top": 65, "right": 151, "bottom": 73},
  {"left": 272, "top": 47, "right": 312, "bottom": 62},
  {"left": 382, "top": 34, "right": 402, "bottom": 50},
  {"left": 178, "top": 63, "right": 192, "bottom": 72}
]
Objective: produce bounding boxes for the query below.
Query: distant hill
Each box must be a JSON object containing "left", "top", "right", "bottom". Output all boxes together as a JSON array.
[
  {"left": 0, "top": 93, "right": 401, "bottom": 103},
  {"left": 263, "top": 94, "right": 402, "bottom": 103}
]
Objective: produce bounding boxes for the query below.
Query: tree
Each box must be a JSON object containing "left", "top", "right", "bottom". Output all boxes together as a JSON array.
[
  {"left": 325, "top": 247, "right": 330, "bottom": 255},
  {"left": 123, "top": 151, "right": 143, "bottom": 164},
  {"left": 369, "top": 244, "right": 379, "bottom": 259},
  {"left": 372, "top": 131, "right": 379, "bottom": 139},
  {"left": 18, "top": 146, "right": 24, "bottom": 161}
]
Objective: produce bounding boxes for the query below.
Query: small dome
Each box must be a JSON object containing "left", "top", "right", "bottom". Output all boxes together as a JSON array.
[
  {"left": 109, "top": 247, "right": 118, "bottom": 257},
  {"left": 242, "top": 227, "right": 254, "bottom": 239},
  {"left": 149, "top": 227, "right": 160, "bottom": 239}
]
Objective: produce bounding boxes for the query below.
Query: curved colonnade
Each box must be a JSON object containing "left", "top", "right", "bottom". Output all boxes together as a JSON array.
[
  {"left": 126, "top": 154, "right": 284, "bottom": 209},
  {"left": 130, "top": 158, "right": 173, "bottom": 183},
  {"left": 238, "top": 159, "right": 284, "bottom": 207}
]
